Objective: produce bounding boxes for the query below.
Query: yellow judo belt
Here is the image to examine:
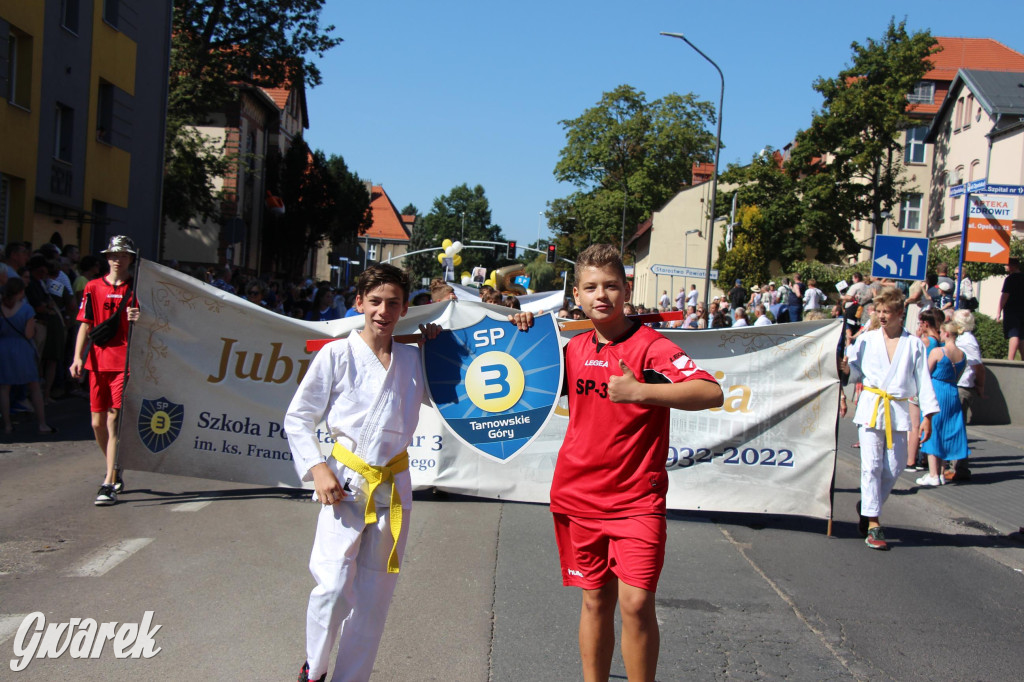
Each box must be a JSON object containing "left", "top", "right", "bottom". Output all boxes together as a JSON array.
[
  {"left": 331, "top": 444, "right": 408, "bottom": 574},
  {"left": 863, "top": 386, "right": 909, "bottom": 450}
]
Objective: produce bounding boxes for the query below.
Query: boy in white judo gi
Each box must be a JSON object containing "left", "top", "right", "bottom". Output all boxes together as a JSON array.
[
  {"left": 285, "top": 264, "right": 439, "bottom": 682},
  {"left": 842, "top": 287, "right": 939, "bottom": 550}
]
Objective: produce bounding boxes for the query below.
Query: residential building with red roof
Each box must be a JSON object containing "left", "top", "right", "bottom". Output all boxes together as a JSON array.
[
  {"left": 162, "top": 78, "right": 309, "bottom": 275},
  {"left": 360, "top": 185, "right": 412, "bottom": 266},
  {"left": 629, "top": 35, "right": 1024, "bottom": 309},
  {"left": 631, "top": 162, "right": 732, "bottom": 308},
  {"left": 924, "top": 67, "right": 1024, "bottom": 316},
  {"left": 849, "top": 37, "right": 1024, "bottom": 249}
]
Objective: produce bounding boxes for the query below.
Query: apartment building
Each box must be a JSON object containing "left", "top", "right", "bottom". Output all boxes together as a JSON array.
[
  {"left": 630, "top": 162, "right": 727, "bottom": 308},
  {"left": 849, "top": 37, "right": 1024, "bottom": 248},
  {"left": 924, "top": 68, "right": 1024, "bottom": 315},
  {"left": 361, "top": 185, "right": 411, "bottom": 267},
  {"left": 0, "top": 0, "right": 171, "bottom": 256}
]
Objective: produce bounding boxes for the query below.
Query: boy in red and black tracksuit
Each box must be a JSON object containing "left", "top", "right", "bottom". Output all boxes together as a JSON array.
[{"left": 70, "top": 236, "right": 140, "bottom": 506}]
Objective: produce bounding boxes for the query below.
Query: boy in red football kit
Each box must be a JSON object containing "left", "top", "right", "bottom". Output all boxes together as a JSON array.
[
  {"left": 523, "top": 244, "right": 723, "bottom": 682},
  {"left": 69, "top": 236, "right": 140, "bottom": 506}
]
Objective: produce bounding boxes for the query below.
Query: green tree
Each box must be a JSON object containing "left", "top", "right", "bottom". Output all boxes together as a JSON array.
[
  {"left": 523, "top": 253, "right": 560, "bottom": 292},
  {"left": 265, "top": 137, "right": 340, "bottom": 275},
  {"left": 164, "top": 0, "right": 342, "bottom": 224},
  {"left": 161, "top": 122, "right": 234, "bottom": 226},
  {"left": 549, "top": 85, "right": 717, "bottom": 260},
  {"left": 323, "top": 154, "right": 373, "bottom": 248},
  {"left": 405, "top": 185, "right": 508, "bottom": 285},
  {"left": 714, "top": 205, "right": 772, "bottom": 289},
  {"left": 788, "top": 20, "right": 939, "bottom": 239}
]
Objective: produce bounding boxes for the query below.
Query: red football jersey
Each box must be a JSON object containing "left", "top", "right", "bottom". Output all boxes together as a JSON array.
[
  {"left": 77, "top": 276, "right": 136, "bottom": 372},
  {"left": 551, "top": 322, "right": 718, "bottom": 518}
]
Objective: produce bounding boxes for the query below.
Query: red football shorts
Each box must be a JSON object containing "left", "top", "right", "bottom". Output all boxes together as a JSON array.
[
  {"left": 90, "top": 371, "right": 126, "bottom": 412},
  {"left": 552, "top": 513, "right": 667, "bottom": 592}
]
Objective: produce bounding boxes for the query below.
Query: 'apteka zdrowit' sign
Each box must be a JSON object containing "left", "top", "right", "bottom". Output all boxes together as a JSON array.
[{"left": 423, "top": 309, "right": 563, "bottom": 462}]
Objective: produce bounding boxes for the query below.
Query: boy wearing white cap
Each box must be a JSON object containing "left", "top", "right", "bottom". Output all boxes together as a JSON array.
[{"left": 69, "top": 236, "right": 140, "bottom": 506}]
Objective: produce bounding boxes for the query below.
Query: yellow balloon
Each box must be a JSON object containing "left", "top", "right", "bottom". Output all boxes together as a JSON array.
[
  {"left": 453, "top": 254, "right": 462, "bottom": 266},
  {"left": 437, "top": 253, "right": 446, "bottom": 264},
  {"left": 442, "top": 239, "right": 453, "bottom": 249},
  {"left": 461, "top": 271, "right": 471, "bottom": 280}
]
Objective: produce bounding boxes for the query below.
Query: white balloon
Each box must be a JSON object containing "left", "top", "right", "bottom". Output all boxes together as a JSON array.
[
  {"left": 461, "top": 275, "right": 472, "bottom": 286},
  {"left": 452, "top": 240, "right": 464, "bottom": 254},
  {"left": 444, "top": 245, "right": 455, "bottom": 257}
]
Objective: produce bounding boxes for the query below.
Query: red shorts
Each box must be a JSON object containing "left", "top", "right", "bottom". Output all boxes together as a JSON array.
[
  {"left": 90, "top": 371, "right": 126, "bottom": 412},
  {"left": 552, "top": 513, "right": 666, "bottom": 592}
]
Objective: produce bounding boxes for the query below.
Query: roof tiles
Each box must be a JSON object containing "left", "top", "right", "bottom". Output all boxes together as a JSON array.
[{"left": 364, "top": 186, "right": 410, "bottom": 242}]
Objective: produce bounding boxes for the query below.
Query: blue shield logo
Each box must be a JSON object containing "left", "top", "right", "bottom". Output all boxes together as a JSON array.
[
  {"left": 138, "top": 397, "right": 184, "bottom": 453},
  {"left": 423, "top": 311, "right": 563, "bottom": 462}
]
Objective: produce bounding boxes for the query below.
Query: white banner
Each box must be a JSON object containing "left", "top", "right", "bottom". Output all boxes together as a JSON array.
[{"left": 123, "top": 261, "right": 842, "bottom": 520}]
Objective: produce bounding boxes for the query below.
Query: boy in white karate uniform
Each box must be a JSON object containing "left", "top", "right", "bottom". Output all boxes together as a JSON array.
[
  {"left": 285, "top": 264, "right": 439, "bottom": 682},
  {"left": 842, "top": 287, "right": 939, "bottom": 550}
]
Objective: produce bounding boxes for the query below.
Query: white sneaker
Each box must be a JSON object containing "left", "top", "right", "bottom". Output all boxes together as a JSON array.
[{"left": 916, "top": 474, "right": 941, "bottom": 487}]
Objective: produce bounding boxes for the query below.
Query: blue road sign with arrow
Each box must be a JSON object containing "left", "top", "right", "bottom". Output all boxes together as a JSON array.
[{"left": 871, "top": 234, "right": 929, "bottom": 281}]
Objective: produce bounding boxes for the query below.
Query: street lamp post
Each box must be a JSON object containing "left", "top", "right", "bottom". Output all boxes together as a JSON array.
[
  {"left": 620, "top": 173, "right": 628, "bottom": 257},
  {"left": 661, "top": 32, "right": 724, "bottom": 309},
  {"left": 685, "top": 228, "right": 701, "bottom": 298}
]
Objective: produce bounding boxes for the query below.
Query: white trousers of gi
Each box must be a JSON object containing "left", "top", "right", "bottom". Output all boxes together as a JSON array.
[
  {"left": 858, "top": 426, "right": 907, "bottom": 518},
  {"left": 306, "top": 496, "right": 410, "bottom": 682}
]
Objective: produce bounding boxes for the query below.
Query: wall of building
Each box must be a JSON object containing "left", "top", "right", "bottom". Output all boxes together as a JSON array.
[
  {"left": 163, "top": 124, "right": 228, "bottom": 264},
  {"left": 1, "top": 0, "right": 169, "bottom": 256},
  {"left": 0, "top": 1, "right": 45, "bottom": 244},
  {"left": 633, "top": 181, "right": 723, "bottom": 309},
  {"left": 931, "top": 98, "right": 999, "bottom": 242}
]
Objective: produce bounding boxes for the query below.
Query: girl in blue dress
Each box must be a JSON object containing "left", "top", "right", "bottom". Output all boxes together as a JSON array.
[
  {"left": 907, "top": 308, "right": 943, "bottom": 470},
  {"left": 1, "top": 278, "right": 53, "bottom": 435},
  {"left": 917, "top": 321, "right": 969, "bottom": 487}
]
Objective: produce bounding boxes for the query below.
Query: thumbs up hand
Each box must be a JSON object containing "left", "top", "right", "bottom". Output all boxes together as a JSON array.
[{"left": 608, "top": 359, "right": 643, "bottom": 404}]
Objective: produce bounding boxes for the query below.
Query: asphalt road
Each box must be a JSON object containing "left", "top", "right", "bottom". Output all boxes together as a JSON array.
[{"left": 2, "top": 420, "right": 1024, "bottom": 681}]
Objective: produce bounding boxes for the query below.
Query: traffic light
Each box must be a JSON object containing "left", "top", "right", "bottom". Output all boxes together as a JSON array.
[
  {"left": 546, "top": 243, "right": 557, "bottom": 263},
  {"left": 507, "top": 241, "right": 517, "bottom": 259}
]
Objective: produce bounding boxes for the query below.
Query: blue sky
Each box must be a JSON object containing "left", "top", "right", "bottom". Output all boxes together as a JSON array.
[{"left": 304, "top": 1, "right": 1024, "bottom": 247}]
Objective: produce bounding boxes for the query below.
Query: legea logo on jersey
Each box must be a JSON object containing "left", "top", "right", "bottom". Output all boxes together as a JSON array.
[
  {"left": 138, "top": 397, "right": 184, "bottom": 453},
  {"left": 423, "top": 311, "right": 563, "bottom": 462}
]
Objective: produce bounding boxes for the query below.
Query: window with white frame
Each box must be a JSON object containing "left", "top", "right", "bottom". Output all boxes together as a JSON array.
[
  {"left": 907, "top": 81, "right": 934, "bottom": 104},
  {"left": 904, "top": 126, "right": 927, "bottom": 164},
  {"left": 367, "top": 242, "right": 377, "bottom": 261},
  {"left": 7, "top": 28, "right": 33, "bottom": 108},
  {"left": 900, "top": 193, "right": 922, "bottom": 231}
]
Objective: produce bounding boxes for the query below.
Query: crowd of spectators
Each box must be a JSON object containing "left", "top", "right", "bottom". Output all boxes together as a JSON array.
[{"left": 1, "top": 235, "right": 91, "bottom": 434}]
